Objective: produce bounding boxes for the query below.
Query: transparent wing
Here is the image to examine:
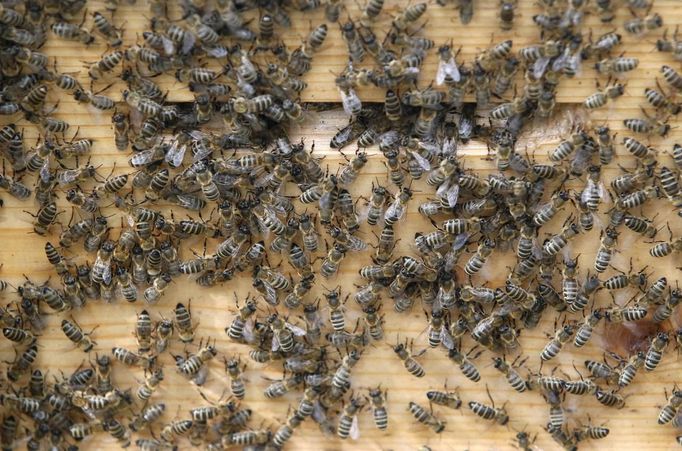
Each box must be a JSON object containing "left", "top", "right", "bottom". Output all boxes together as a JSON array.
[
  {"left": 436, "top": 56, "right": 461, "bottom": 85},
  {"left": 533, "top": 57, "right": 551, "bottom": 79},
  {"left": 348, "top": 235, "right": 368, "bottom": 252},
  {"left": 410, "top": 150, "right": 431, "bottom": 171},
  {"left": 165, "top": 139, "right": 186, "bottom": 168},
  {"left": 205, "top": 45, "right": 228, "bottom": 58},
  {"left": 102, "top": 265, "right": 112, "bottom": 285},
  {"left": 242, "top": 319, "right": 254, "bottom": 343},
  {"left": 285, "top": 322, "right": 307, "bottom": 336},
  {"left": 440, "top": 327, "right": 455, "bottom": 350},
  {"left": 452, "top": 233, "right": 470, "bottom": 251},
  {"left": 271, "top": 333, "right": 280, "bottom": 352},
  {"left": 349, "top": 415, "right": 360, "bottom": 440},
  {"left": 339, "top": 87, "right": 361, "bottom": 116},
  {"left": 40, "top": 157, "right": 52, "bottom": 183},
  {"left": 161, "top": 36, "right": 175, "bottom": 55},
  {"left": 441, "top": 138, "right": 458, "bottom": 158},
  {"left": 181, "top": 32, "right": 196, "bottom": 55},
  {"left": 260, "top": 279, "right": 278, "bottom": 305}
]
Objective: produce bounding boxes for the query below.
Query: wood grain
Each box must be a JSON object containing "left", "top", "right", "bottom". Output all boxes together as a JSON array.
[
  {"left": 3, "top": 103, "right": 682, "bottom": 450},
  {"left": 40, "top": 1, "right": 682, "bottom": 105},
  {"left": 3, "top": 1, "right": 682, "bottom": 450}
]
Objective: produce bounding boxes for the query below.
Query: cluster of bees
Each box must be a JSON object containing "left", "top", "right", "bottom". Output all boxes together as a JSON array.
[{"left": 1, "top": 0, "right": 682, "bottom": 449}]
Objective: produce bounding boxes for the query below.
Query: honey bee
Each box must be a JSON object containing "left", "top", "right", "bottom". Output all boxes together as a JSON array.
[
  {"left": 393, "top": 339, "right": 426, "bottom": 378},
  {"left": 408, "top": 401, "right": 446, "bottom": 433},
  {"left": 468, "top": 386, "right": 509, "bottom": 425}
]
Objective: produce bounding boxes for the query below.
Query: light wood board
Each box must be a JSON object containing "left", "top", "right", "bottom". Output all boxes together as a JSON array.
[{"left": 3, "top": 1, "right": 682, "bottom": 450}]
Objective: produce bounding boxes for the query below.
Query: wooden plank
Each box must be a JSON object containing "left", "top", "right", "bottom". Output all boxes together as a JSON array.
[
  {"left": 4, "top": 1, "right": 682, "bottom": 450},
  {"left": 2, "top": 103, "right": 682, "bottom": 449},
  {"left": 37, "top": 1, "right": 682, "bottom": 105}
]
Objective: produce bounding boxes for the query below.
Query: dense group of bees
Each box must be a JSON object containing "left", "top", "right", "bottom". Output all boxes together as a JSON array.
[{"left": 2, "top": 0, "right": 682, "bottom": 449}]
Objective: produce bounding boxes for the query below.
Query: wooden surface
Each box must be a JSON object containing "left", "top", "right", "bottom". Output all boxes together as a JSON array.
[
  {"left": 46, "top": 0, "right": 682, "bottom": 105},
  {"left": 4, "top": 1, "right": 682, "bottom": 450}
]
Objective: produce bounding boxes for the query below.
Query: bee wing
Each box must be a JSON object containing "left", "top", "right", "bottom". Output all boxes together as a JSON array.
[
  {"left": 441, "top": 138, "right": 458, "bottom": 158},
  {"left": 410, "top": 151, "right": 431, "bottom": 171},
  {"left": 260, "top": 280, "right": 278, "bottom": 305},
  {"left": 440, "top": 327, "right": 456, "bottom": 350},
  {"left": 204, "top": 45, "right": 228, "bottom": 58},
  {"left": 452, "top": 233, "right": 470, "bottom": 251},
  {"left": 339, "top": 87, "right": 361, "bottom": 116},
  {"left": 384, "top": 200, "right": 405, "bottom": 221},
  {"left": 161, "top": 36, "right": 175, "bottom": 55},
  {"left": 551, "top": 48, "right": 571, "bottom": 72},
  {"left": 175, "top": 194, "right": 205, "bottom": 211},
  {"left": 102, "top": 265, "right": 112, "bottom": 285},
  {"left": 285, "top": 322, "right": 307, "bottom": 337},
  {"left": 191, "top": 142, "right": 213, "bottom": 162},
  {"left": 567, "top": 53, "right": 582, "bottom": 76},
  {"left": 437, "top": 180, "right": 460, "bottom": 208},
  {"left": 533, "top": 56, "right": 551, "bottom": 79},
  {"left": 181, "top": 32, "right": 196, "bottom": 55},
  {"left": 129, "top": 149, "right": 154, "bottom": 167},
  {"left": 40, "top": 157, "right": 52, "bottom": 183},
  {"left": 165, "top": 140, "right": 186, "bottom": 168},
  {"left": 271, "top": 333, "right": 281, "bottom": 352},
  {"left": 349, "top": 414, "right": 360, "bottom": 440},
  {"left": 437, "top": 56, "right": 461, "bottom": 85},
  {"left": 242, "top": 319, "right": 255, "bottom": 343},
  {"left": 348, "top": 235, "right": 368, "bottom": 252},
  {"left": 57, "top": 169, "right": 78, "bottom": 186},
  {"left": 312, "top": 400, "right": 327, "bottom": 423}
]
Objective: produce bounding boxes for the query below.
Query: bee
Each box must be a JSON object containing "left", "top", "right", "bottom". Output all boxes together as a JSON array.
[
  {"left": 51, "top": 22, "right": 95, "bottom": 45},
  {"left": 155, "top": 319, "right": 173, "bottom": 353},
  {"left": 129, "top": 402, "right": 166, "bottom": 432},
  {"left": 584, "top": 82, "right": 625, "bottom": 109},
  {"left": 595, "top": 389, "right": 625, "bottom": 408},
  {"left": 134, "top": 310, "right": 153, "bottom": 353},
  {"left": 225, "top": 357, "right": 246, "bottom": 400},
  {"left": 594, "top": 227, "right": 619, "bottom": 272},
  {"left": 86, "top": 50, "right": 123, "bottom": 80},
  {"left": 618, "top": 351, "right": 645, "bottom": 387},
  {"left": 24, "top": 199, "right": 59, "bottom": 235},
  {"left": 61, "top": 318, "right": 96, "bottom": 352},
  {"left": 543, "top": 220, "right": 581, "bottom": 256},
  {"left": 661, "top": 65, "right": 682, "bottom": 90},
  {"left": 135, "top": 368, "right": 164, "bottom": 402},
  {"left": 659, "top": 388, "right": 682, "bottom": 424},
  {"left": 7, "top": 344, "right": 38, "bottom": 383},
  {"left": 393, "top": 339, "right": 426, "bottom": 378},
  {"left": 645, "top": 332, "right": 669, "bottom": 371},
  {"left": 408, "top": 401, "right": 446, "bottom": 433},
  {"left": 595, "top": 56, "right": 639, "bottom": 75},
  {"left": 498, "top": 1, "right": 517, "bottom": 30},
  {"left": 365, "top": 385, "right": 389, "bottom": 430},
  {"left": 624, "top": 13, "right": 663, "bottom": 34},
  {"left": 269, "top": 314, "right": 307, "bottom": 353},
  {"left": 123, "top": 90, "right": 162, "bottom": 117},
  {"left": 644, "top": 83, "right": 681, "bottom": 114},
  {"left": 175, "top": 342, "right": 217, "bottom": 385},
  {"left": 541, "top": 319, "right": 576, "bottom": 361},
  {"left": 2, "top": 326, "right": 36, "bottom": 345},
  {"left": 574, "top": 310, "right": 604, "bottom": 348},
  {"left": 384, "top": 187, "right": 412, "bottom": 226},
  {"left": 624, "top": 114, "right": 671, "bottom": 137},
  {"left": 653, "top": 288, "right": 682, "bottom": 322},
  {"left": 160, "top": 420, "right": 193, "bottom": 444},
  {"left": 143, "top": 273, "right": 172, "bottom": 304},
  {"left": 492, "top": 356, "right": 528, "bottom": 392},
  {"left": 337, "top": 396, "right": 364, "bottom": 440},
  {"left": 605, "top": 305, "right": 648, "bottom": 322},
  {"left": 468, "top": 386, "right": 509, "bottom": 425},
  {"left": 464, "top": 238, "right": 496, "bottom": 276},
  {"left": 174, "top": 302, "right": 196, "bottom": 343}
]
